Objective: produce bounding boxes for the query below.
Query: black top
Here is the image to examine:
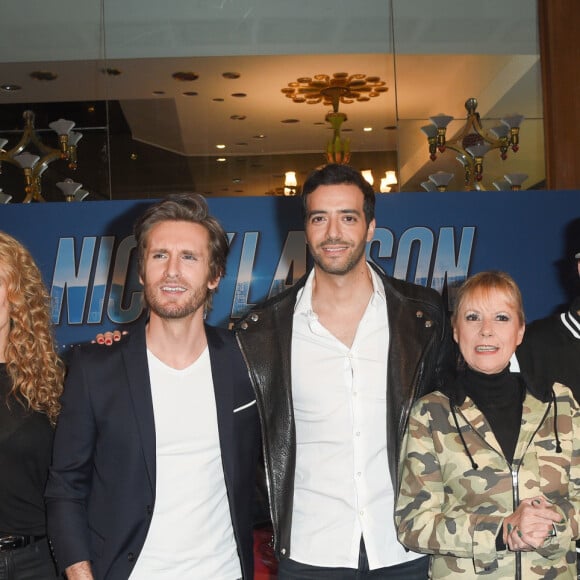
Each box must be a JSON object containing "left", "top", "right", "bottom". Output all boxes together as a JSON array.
[
  {"left": 517, "top": 296, "right": 580, "bottom": 402},
  {"left": 461, "top": 366, "right": 524, "bottom": 465},
  {"left": 0, "top": 363, "right": 54, "bottom": 535}
]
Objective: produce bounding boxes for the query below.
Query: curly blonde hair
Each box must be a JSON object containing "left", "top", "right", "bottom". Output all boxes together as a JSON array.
[{"left": 0, "top": 232, "right": 64, "bottom": 425}]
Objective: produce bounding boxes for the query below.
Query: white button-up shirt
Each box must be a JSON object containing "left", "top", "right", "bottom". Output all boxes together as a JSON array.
[{"left": 289, "top": 266, "right": 422, "bottom": 569}]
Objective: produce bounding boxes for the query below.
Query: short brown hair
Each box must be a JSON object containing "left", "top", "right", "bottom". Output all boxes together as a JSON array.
[{"left": 134, "top": 194, "right": 229, "bottom": 311}]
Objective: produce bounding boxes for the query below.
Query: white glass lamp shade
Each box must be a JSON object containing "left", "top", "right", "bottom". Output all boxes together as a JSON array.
[
  {"left": 429, "top": 114, "right": 453, "bottom": 129},
  {"left": 0, "top": 190, "right": 12, "bottom": 203},
  {"left": 14, "top": 152, "right": 40, "bottom": 169},
  {"left": 361, "top": 169, "right": 374, "bottom": 186},
  {"left": 504, "top": 173, "right": 528, "bottom": 187},
  {"left": 68, "top": 131, "right": 83, "bottom": 146},
  {"left": 465, "top": 143, "right": 491, "bottom": 159},
  {"left": 492, "top": 179, "right": 511, "bottom": 191},
  {"left": 384, "top": 170, "right": 397, "bottom": 186},
  {"left": 420, "top": 180, "right": 437, "bottom": 192},
  {"left": 489, "top": 125, "right": 509, "bottom": 140},
  {"left": 501, "top": 114, "right": 525, "bottom": 129},
  {"left": 284, "top": 171, "right": 297, "bottom": 188},
  {"left": 74, "top": 189, "right": 90, "bottom": 202},
  {"left": 379, "top": 178, "right": 390, "bottom": 193},
  {"left": 56, "top": 179, "right": 83, "bottom": 199},
  {"left": 0, "top": 138, "right": 8, "bottom": 150},
  {"left": 49, "top": 118, "right": 76, "bottom": 136},
  {"left": 428, "top": 172, "right": 454, "bottom": 188},
  {"left": 420, "top": 124, "right": 438, "bottom": 139}
]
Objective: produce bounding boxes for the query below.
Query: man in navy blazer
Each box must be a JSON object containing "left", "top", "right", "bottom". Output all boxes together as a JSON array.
[{"left": 45, "top": 194, "right": 260, "bottom": 580}]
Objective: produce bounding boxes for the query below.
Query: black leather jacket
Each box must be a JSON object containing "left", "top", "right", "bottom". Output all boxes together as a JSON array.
[{"left": 235, "top": 265, "right": 454, "bottom": 560}]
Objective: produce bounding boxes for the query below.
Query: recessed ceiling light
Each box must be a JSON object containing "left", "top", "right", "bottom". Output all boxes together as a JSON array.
[
  {"left": 213, "top": 98, "right": 224, "bottom": 102},
  {"left": 230, "top": 115, "right": 246, "bottom": 121},
  {"left": 384, "top": 125, "right": 397, "bottom": 130},
  {"left": 102, "top": 68, "right": 122, "bottom": 76},
  {"left": 222, "top": 72, "right": 240, "bottom": 79},
  {"left": 30, "top": 71, "right": 57, "bottom": 81},
  {"left": 231, "top": 93, "right": 247, "bottom": 98},
  {"left": 232, "top": 178, "right": 242, "bottom": 183},
  {"left": 216, "top": 144, "right": 226, "bottom": 149},
  {"left": 0, "top": 83, "right": 22, "bottom": 92},
  {"left": 252, "top": 134, "right": 266, "bottom": 139},
  {"left": 172, "top": 71, "right": 199, "bottom": 82},
  {"left": 152, "top": 90, "right": 165, "bottom": 95},
  {"left": 363, "top": 127, "right": 373, "bottom": 132},
  {"left": 216, "top": 157, "right": 226, "bottom": 162},
  {"left": 235, "top": 142, "right": 248, "bottom": 146},
  {"left": 182, "top": 91, "right": 198, "bottom": 96},
  {"left": 281, "top": 119, "right": 300, "bottom": 124}
]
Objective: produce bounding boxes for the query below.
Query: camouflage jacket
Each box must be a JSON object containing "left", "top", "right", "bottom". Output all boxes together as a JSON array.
[{"left": 395, "top": 382, "right": 580, "bottom": 579}]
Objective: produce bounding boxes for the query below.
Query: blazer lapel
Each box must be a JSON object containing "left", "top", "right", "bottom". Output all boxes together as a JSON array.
[
  {"left": 123, "top": 319, "right": 157, "bottom": 492},
  {"left": 206, "top": 325, "right": 235, "bottom": 483}
]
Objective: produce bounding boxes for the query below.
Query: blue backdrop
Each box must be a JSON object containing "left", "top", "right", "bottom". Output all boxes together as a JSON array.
[{"left": 1, "top": 189, "right": 579, "bottom": 352}]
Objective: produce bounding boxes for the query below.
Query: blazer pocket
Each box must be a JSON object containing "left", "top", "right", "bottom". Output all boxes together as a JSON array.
[{"left": 233, "top": 399, "right": 256, "bottom": 413}]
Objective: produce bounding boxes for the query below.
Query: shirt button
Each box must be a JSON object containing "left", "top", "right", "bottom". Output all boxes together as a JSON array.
[
  {"left": 356, "top": 472, "right": 362, "bottom": 478},
  {"left": 128, "top": 552, "right": 135, "bottom": 562},
  {"left": 355, "top": 431, "right": 361, "bottom": 436},
  {"left": 359, "top": 510, "right": 364, "bottom": 516}
]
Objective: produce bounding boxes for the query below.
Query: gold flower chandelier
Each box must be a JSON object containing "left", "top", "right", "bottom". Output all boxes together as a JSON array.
[{"left": 282, "top": 72, "right": 388, "bottom": 164}]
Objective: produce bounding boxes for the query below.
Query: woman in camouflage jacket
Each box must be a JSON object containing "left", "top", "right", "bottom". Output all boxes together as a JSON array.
[{"left": 395, "top": 272, "right": 580, "bottom": 579}]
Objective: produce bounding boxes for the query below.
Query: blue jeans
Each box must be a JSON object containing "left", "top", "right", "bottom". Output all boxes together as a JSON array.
[
  {"left": 278, "top": 539, "right": 429, "bottom": 580},
  {"left": 0, "top": 538, "right": 59, "bottom": 580}
]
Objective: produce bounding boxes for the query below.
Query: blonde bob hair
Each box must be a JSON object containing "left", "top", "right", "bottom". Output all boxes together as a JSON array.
[
  {"left": 451, "top": 270, "right": 525, "bottom": 327},
  {"left": 0, "top": 232, "right": 64, "bottom": 425}
]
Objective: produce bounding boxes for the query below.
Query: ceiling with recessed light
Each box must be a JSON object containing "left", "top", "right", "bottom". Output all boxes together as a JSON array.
[{"left": 0, "top": 0, "right": 543, "bottom": 199}]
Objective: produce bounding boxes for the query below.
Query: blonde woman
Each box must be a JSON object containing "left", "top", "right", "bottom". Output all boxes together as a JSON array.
[
  {"left": 0, "top": 231, "right": 64, "bottom": 579},
  {"left": 396, "top": 271, "right": 580, "bottom": 579}
]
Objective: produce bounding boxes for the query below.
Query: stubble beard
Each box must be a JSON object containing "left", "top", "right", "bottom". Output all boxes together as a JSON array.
[
  {"left": 310, "top": 238, "right": 367, "bottom": 276},
  {"left": 144, "top": 282, "right": 208, "bottom": 320}
]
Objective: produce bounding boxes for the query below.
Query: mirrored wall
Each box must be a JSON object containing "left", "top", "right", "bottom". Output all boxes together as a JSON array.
[{"left": 0, "top": 0, "right": 542, "bottom": 201}]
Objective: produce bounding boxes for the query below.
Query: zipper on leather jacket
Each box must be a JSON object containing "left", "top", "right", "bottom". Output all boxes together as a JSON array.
[{"left": 235, "top": 334, "right": 277, "bottom": 553}]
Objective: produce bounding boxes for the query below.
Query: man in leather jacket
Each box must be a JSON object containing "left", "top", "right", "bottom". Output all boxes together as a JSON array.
[{"left": 235, "top": 164, "right": 455, "bottom": 579}]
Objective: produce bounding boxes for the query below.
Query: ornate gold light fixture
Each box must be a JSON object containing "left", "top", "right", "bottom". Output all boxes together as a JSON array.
[
  {"left": 421, "top": 98, "right": 524, "bottom": 191},
  {"left": 282, "top": 72, "right": 388, "bottom": 165},
  {"left": 0, "top": 110, "right": 82, "bottom": 202}
]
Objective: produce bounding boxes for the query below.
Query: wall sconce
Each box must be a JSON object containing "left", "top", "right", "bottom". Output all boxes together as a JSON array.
[
  {"left": 0, "top": 110, "right": 83, "bottom": 202},
  {"left": 284, "top": 171, "right": 299, "bottom": 196},
  {"left": 379, "top": 170, "right": 398, "bottom": 193},
  {"left": 421, "top": 98, "right": 524, "bottom": 190}
]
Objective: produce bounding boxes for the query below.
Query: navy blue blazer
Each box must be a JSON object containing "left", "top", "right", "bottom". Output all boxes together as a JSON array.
[{"left": 46, "top": 318, "right": 260, "bottom": 579}]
